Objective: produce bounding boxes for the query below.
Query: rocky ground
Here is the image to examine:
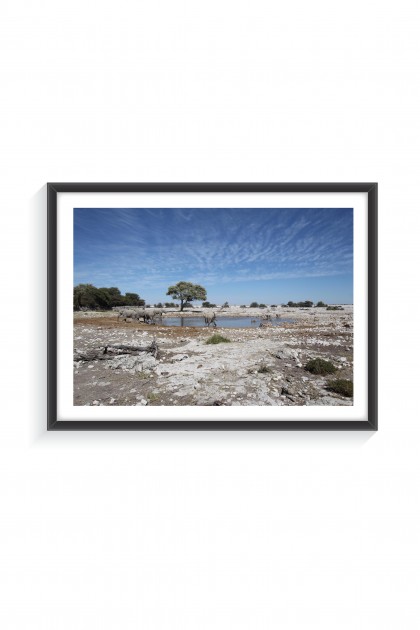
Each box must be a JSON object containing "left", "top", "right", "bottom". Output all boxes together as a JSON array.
[{"left": 73, "top": 306, "right": 354, "bottom": 407}]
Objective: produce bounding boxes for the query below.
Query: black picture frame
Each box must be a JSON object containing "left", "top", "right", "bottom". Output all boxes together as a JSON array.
[{"left": 48, "top": 182, "right": 378, "bottom": 431}]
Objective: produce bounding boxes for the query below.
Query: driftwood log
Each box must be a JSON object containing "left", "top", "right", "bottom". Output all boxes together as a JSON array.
[{"left": 74, "top": 339, "right": 158, "bottom": 362}]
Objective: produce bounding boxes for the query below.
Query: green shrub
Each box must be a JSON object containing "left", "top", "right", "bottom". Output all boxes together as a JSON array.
[
  {"left": 205, "top": 334, "right": 231, "bottom": 345},
  {"left": 257, "top": 362, "right": 272, "bottom": 373},
  {"left": 326, "top": 305, "right": 344, "bottom": 311},
  {"left": 305, "top": 358, "right": 337, "bottom": 375},
  {"left": 250, "top": 302, "right": 259, "bottom": 308},
  {"left": 259, "top": 303, "right": 267, "bottom": 308},
  {"left": 315, "top": 301, "right": 328, "bottom": 307},
  {"left": 326, "top": 379, "right": 353, "bottom": 397}
]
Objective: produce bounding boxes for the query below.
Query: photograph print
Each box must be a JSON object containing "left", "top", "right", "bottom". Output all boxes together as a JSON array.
[{"left": 73, "top": 206, "right": 355, "bottom": 410}]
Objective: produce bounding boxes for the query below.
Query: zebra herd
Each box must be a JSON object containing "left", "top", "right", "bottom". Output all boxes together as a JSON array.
[
  {"left": 117, "top": 308, "right": 163, "bottom": 323},
  {"left": 258, "top": 313, "right": 279, "bottom": 327},
  {"left": 116, "top": 309, "right": 280, "bottom": 327},
  {"left": 117, "top": 308, "right": 218, "bottom": 327}
]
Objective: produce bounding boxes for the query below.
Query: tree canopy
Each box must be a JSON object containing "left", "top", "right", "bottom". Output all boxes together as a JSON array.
[
  {"left": 73, "top": 284, "right": 145, "bottom": 311},
  {"left": 166, "top": 281, "right": 207, "bottom": 311}
]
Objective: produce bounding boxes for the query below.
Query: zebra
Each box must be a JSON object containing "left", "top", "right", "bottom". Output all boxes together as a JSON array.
[{"left": 204, "top": 312, "right": 217, "bottom": 327}]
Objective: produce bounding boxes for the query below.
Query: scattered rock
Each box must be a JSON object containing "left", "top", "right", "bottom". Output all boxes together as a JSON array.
[
  {"left": 107, "top": 354, "right": 158, "bottom": 372},
  {"left": 172, "top": 354, "right": 189, "bottom": 362},
  {"left": 276, "top": 346, "right": 299, "bottom": 360},
  {"left": 74, "top": 307, "right": 353, "bottom": 407}
]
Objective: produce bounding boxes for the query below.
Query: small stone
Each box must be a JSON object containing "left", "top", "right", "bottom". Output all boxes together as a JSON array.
[
  {"left": 173, "top": 354, "right": 189, "bottom": 361},
  {"left": 109, "top": 398, "right": 115, "bottom": 404},
  {"left": 92, "top": 400, "right": 99, "bottom": 405},
  {"left": 88, "top": 365, "right": 94, "bottom": 369}
]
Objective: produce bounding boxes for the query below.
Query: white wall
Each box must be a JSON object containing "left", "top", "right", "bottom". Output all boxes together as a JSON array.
[{"left": 0, "top": 1, "right": 419, "bottom": 628}]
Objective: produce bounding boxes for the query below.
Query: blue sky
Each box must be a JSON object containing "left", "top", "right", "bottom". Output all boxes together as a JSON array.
[{"left": 74, "top": 207, "right": 353, "bottom": 304}]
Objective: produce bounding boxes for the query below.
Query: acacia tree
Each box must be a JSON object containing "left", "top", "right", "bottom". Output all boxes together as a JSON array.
[{"left": 166, "top": 281, "right": 207, "bottom": 311}]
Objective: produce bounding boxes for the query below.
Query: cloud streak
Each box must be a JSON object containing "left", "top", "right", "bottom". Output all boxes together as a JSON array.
[{"left": 74, "top": 207, "right": 353, "bottom": 303}]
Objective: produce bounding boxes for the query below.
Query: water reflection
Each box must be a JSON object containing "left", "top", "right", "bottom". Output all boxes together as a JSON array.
[{"left": 161, "top": 316, "right": 295, "bottom": 328}]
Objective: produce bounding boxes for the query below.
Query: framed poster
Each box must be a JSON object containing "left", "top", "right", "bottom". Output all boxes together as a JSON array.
[{"left": 48, "top": 183, "right": 377, "bottom": 430}]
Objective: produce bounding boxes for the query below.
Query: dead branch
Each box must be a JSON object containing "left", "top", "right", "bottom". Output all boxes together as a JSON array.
[{"left": 74, "top": 339, "right": 158, "bottom": 362}]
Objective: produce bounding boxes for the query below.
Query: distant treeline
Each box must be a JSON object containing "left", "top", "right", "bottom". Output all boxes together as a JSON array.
[
  {"left": 73, "top": 285, "right": 341, "bottom": 311},
  {"left": 284, "top": 301, "right": 344, "bottom": 310},
  {"left": 285, "top": 301, "right": 328, "bottom": 308},
  {"left": 209, "top": 301, "right": 334, "bottom": 308},
  {"left": 74, "top": 284, "right": 145, "bottom": 311}
]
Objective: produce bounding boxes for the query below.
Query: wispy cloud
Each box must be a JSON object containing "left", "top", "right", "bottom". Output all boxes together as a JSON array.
[{"left": 74, "top": 207, "right": 353, "bottom": 303}]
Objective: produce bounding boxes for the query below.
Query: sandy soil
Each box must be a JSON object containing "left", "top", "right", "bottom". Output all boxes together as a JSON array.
[{"left": 73, "top": 306, "right": 354, "bottom": 407}]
